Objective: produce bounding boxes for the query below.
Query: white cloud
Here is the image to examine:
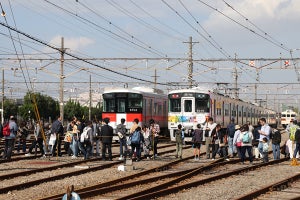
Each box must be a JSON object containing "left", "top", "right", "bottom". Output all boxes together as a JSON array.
[{"left": 48, "top": 36, "right": 94, "bottom": 51}]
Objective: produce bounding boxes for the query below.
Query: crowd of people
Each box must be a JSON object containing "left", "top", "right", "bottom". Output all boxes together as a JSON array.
[
  {"left": 183, "top": 117, "right": 286, "bottom": 164},
  {"left": 1, "top": 114, "right": 298, "bottom": 164},
  {"left": 0, "top": 115, "right": 162, "bottom": 162}
]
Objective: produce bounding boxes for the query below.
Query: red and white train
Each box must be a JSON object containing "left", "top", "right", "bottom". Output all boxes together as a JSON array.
[
  {"left": 168, "top": 87, "right": 277, "bottom": 142},
  {"left": 102, "top": 87, "right": 168, "bottom": 141}
]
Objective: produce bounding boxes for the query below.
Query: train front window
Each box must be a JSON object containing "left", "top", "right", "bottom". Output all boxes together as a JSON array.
[
  {"left": 103, "top": 98, "right": 115, "bottom": 112},
  {"left": 195, "top": 99, "right": 210, "bottom": 112},
  {"left": 169, "top": 98, "right": 181, "bottom": 112},
  {"left": 184, "top": 100, "right": 192, "bottom": 112},
  {"left": 128, "top": 93, "right": 142, "bottom": 109},
  {"left": 117, "top": 99, "right": 126, "bottom": 112}
]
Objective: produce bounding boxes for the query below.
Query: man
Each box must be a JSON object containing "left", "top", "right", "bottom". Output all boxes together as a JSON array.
[
  {"left": 271, "top": 124, "right": 281, "bottom": 160},
  {"left": 175, "top": 124, "right": 184, "bottom": 159},
  {"left": 51, "top": 116, "right": 64, "bottom": 157},
  {"left": 100, "top": 118, "right": 113, "bottom": 161},
  {"left": 25, "top": 120, "right": 45, "bottom": 156},
  {"left": 258, "top": 118, "right": 271, "bottom": 157},
  {"left": 92, "top": 119, "right": 101, "bottom": 158},
  {"left": 203, "top": 117, "right": 217, "bottom": 159},
  {"left": 226, "top": 118, "right": 236, "bottom": 158},
  {"left": 3, "top": 116, "right": 18, "bottom": 160},
  {"left": 116, "top": 118, "right": 127, "bottom": 160}
]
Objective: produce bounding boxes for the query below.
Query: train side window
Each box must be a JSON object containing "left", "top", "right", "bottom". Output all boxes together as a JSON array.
[
  {"left": 103, "top": 99, "right": 115, "bottom": 112},
  {"left": 184, "top": 100, "right": 192, "bottom": 112}
]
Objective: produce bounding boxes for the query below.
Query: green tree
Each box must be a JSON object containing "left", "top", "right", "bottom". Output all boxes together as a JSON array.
[
  {"left": 64, "top": 99, "right": 84, "bottom": 121},
  {"left": 3, "top": 99, "right": 19, "bottom": 120},
  {"left": 19, "top": 92, "right": 59, "bottom": 121}
]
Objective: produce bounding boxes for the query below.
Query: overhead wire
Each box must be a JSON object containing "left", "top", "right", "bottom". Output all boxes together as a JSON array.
[
  {"left": 43, "top": 0, "right": 167, "bottom": 58},
  {"left": 0, "top": 21, "right": 169, "bottom": 86},
  {"left": 222, "top": 0, "right": 289, "bottom": 51},
  {"left": 178, "top": 0, "right": 231, "bottom": 57},
  {"left": 160, "top": 0, "right": 232, "bottom": 59},
  {"left": 77, "top": 1, "right": 168, "bottom": 58},
  {"left": 196, "top": 0, "right": 290, "bottom": 52},
  {"left": 128, "top": 0, "right": 187, "bottom": 41}
]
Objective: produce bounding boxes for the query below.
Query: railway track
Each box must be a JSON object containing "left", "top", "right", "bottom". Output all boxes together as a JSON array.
[{"left": 0, "top": 142, "right": 191, "bottom": 196}]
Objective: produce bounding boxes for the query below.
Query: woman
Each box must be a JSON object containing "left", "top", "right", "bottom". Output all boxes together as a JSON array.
[
  {"left": 240, "top": 124, "right": 254, "bottom": 164},
  {"left": 233, "top": 125, "right": 242, "bottom": 158}
]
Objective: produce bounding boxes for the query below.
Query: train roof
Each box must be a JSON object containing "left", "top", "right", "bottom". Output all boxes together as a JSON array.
[
  {"left": 168, "top": 87, "right": 211, "bottom": 94},
  {"left": 281, "top": 109, "right": 297, "bottom": 114},
  {"left": 103, "top": 87, "right": 164, "bottom": 95}
]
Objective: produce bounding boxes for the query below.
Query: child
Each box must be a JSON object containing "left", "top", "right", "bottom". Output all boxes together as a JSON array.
[{"left": 262, "top": 137, "right": 269, "bottom": 163}]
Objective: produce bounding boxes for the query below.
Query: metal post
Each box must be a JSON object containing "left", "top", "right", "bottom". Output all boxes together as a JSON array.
[
  {"left": 59, "top": 37, "right": 65, "bottom": 124},
  {"left": 1, "top": 68, "right": 4, "bottom": 124}
]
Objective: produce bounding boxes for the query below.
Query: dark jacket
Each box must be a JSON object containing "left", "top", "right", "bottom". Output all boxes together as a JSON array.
[
  {"left": 51, "top": 119, "right": 64, "bottom": 135},
  {"left": 100, "top": 124, "right": 113, "bottom": 143},
  {"left": 295, "top": 129, "right": 300, "bottom": 144},
  {"left": 193, "top": 129, "right": 203, "bottom": 143}
]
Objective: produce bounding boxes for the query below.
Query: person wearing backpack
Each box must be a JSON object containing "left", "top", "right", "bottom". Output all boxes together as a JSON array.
[
  {"left": 51, "top": 116, "right": 64, "bottom": 157},
  {"left": 100, "top": 118, "right": 113, "bottom": 161},
  {"left": 130, "top": 126, "right": 144, "bottom": 162},
  {"left": 175, "top": 124, "right": 184, "bottom": 159},
  {"left": 226, "top": 118, "right": 236, "bottom": 158},
  {"left": 271, "top": 124, "right": 281, "bottom": 160},
  {"left": 240, "top": 124, "right": 254, "bottom": 164},
  {"left": 79, "top": 121, "right": 93, "bottom": 160},
  {"left": 3, "top": 116, "right": 18, "bottom": 160}
]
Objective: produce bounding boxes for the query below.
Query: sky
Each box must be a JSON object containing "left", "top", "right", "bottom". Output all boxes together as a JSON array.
[{"left": 0, "top": 0, "right": 300, "bottom": 111}]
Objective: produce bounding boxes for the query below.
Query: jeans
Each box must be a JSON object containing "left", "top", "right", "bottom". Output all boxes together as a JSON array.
[
  {"left": 131, "top": 143, "right": 141, "bottom": 159},
  {"left": 4, "top": 139, "right": 15, "bottom": 159},
  {"left": 293, "top": 143, "right": 300, "bottom": 158},
  {"left": 272, "top": 143, "right": 280, "bottom": 160},
  {"left": 241, "top": 146, "right": 253, "bottom": 163},
  {"left": 211, "top": 143, "right": 219, "bottom": 159},
  {"left": 228, "top": 137, "right": 236, "bottom": 156},
  {"left": 70, "top": 138, "right": 79, "bottom": 156},
  {"left": 119, "top": 138, "right": 127, "bottom": 157},
  {"left": 17, "top": 139, "right": 27, "bottom": 153}
]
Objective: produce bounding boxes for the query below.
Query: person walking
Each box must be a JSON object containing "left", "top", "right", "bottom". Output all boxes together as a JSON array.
[
  {"left": 3, "top": 116, "right": 18, "bottom": 160},
  {"left": 100, "top": 118, "right": 113, "bottom": 161},
  {"left": 25, "top": 120, "right": 45, "bottom": 156},
  {"left": 175, "top": 124, "right": 184, "bottom": 159},
  {"left": 233, "top": 125, "right": 242, "bottom": 158}
]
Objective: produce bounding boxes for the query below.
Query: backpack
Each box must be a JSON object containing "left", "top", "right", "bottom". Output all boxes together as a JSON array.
[
  {"left": 242, "top": 132, "right": 250, "bottom": 143},
  {"left": 131, "top": 130, "right": 141, "bottom": 144},
  {"left": 80, "top": 127, "right": 91, "bottom": 142},
  {"left": 290, "top": 125, "right": 298, "bottom": 141},
  {"left": 2, "top": 123, "right": 10, "bottom": 136},
  {"left": 175, "top": 129, "right": 183, "bottom": 143}
]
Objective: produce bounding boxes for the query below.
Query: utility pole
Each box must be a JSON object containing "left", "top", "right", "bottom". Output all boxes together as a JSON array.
[
  {"left": 89, "top": 74, "right": 92, "bottom": 121},
  {"left": 254, "top": 68, "right": 259, "bottom": 104},
  {"left": 233, "top": 54, "right": 238, "bottom": 99},
  {"left": 59, "top": 37, "right": 65, "bottom": 124},
  {"left": 184, "top": 37, "right": 198, "bottom": 88},
  {"left": 1, "top": 69, "right": 4, "bottom": 124}
]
